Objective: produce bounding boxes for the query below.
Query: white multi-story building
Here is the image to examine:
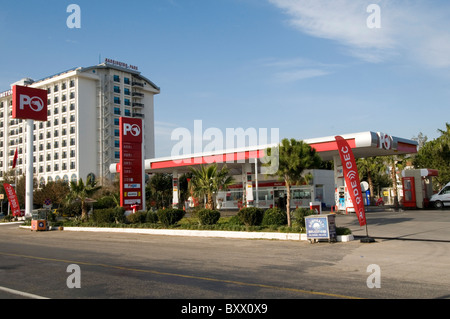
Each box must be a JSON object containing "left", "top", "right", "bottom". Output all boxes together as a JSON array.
[{"left": 0, "top": 60, "right": 160, "bottom": 186}]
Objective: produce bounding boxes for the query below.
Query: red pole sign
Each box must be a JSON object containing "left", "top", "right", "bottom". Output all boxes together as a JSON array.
[
  {"left": 12, "top": 85, "right": 48, "bottom": 122},
  {"left": 335, "top": 136, "right": 367, "bottom": 227},
  {"left": 120, "top": 117, "right": 144, "bottom": 212},
  {"left": 3, "top": 183, "right": 21, "bottom": 217}
]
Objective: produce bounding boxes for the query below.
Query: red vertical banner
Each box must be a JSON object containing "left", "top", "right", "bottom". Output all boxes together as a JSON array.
[
  {"left": 12, "top": 148, "right": 18, "bottom": 169},
  {"left": 120, "top": 117, "right": 144, "bottom": 212},
  {"left": 3, "top": 183, "right": 21, "bottom": 216},
  {"left": 335, "top": 136, "right": 367, "bottom": 227}
]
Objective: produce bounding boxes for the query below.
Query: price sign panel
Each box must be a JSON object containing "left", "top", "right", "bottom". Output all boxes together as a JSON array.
[{"left": 119, "top": 117, "right": 144, "bottom": 212}]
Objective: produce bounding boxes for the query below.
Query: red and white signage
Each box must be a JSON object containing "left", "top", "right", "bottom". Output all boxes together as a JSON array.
[
  {"left": 120, "top": 117, "right": 144, "bottom": 211},
  {"left": 335, "top": 136, "right": 367, "bottom": 227},
  {"left": 12, "top": 85, "right": 48, "bottom": 122},
  {"left": 3, "top": 183, "right": 21, "bottom": 217}
]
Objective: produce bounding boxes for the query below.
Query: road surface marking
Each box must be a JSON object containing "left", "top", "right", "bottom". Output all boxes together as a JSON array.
[
  {"left": 0, "top": 285, "right": 49, "bottom": 299},
  {"left": 0, "top": 251, "right": 362, "bottom": 299}
]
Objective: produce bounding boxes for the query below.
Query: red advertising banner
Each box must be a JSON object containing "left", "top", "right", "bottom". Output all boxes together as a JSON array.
[
  {"left": 12, "top": 85, "right": 48, "bottom": 122},
  {"left": 335, "top": 136, "right": 367, "bottom": 227},
  {"left": 120, "top": 117, "right": 143, "bottom": 212},
  {"left": 3, "top": 183, "right": 21, "bottom": 217},
  {"left": 12, "top": 148, "right": 18, "bottom": 169}
]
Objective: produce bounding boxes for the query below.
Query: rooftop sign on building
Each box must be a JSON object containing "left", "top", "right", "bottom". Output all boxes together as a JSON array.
[{"left": 104, "top": 58, "right": 138, "bottom": 71}]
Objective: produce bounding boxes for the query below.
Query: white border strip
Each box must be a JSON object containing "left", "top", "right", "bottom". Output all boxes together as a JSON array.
[{"left": 19, "top": 226, "right": 353, "bottom": 242}]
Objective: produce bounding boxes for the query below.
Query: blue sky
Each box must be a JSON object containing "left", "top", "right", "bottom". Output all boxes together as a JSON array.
[{"left": 1, "top": 0, "right": 450, "bottom": 157}]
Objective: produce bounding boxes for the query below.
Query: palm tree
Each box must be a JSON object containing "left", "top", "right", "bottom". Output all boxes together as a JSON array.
[
  {"left": 356, "top": 157, "right": 385, "bottom": 204},
  {"left": 189, "top": 164, "right": 234, "bottom": 209},
  {"left": 66, "top": 175, "right": 102, "bottom": 220},
  {"left": 266, "top": 139, "right": 322, "bottom": 227}
]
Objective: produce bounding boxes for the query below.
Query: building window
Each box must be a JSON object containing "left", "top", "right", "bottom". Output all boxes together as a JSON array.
[
  {"left": 115, "top": 151, "right": 120, "bottom": 159},
  {"left": 124, "top": 99, "right": 130, "bottom": 106},
  {"left": 114, "top": 86, "right": 121, "bottom": 94},
  {"left": 114, "top": 129, "right": 120, "bottom": 137},
  {"left": 114, "top": 75, "right": 120, "bottom": 82},
  {"left": 114, "top": 107, "right": 121, "bottom": 115},
  {"left": 124, "top": 77, "right": 130, "bottom": 85},
  {"left": 124, "top": 88, "right": 130, "bottom": 95},
  {"left": 114, "top": 97, "right": 121, "bottom": 104}
]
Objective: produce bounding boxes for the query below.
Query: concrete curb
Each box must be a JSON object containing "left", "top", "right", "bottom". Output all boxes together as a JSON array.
[
  {"left": 19, "top": 225, "right": 354, "bottom": 242},
  {"left": 0, "top": 221, "right": 24, "bottom": 226}
]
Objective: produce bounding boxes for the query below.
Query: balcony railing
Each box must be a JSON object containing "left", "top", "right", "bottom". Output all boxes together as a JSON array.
[{"left": 132, "top": 81, "right": 144, "bottom": 87}]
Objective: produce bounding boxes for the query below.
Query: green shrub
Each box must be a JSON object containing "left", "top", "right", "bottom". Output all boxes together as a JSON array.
[
  {"left": 262, "top": 208, "right": 287, "bottom": 226},
  {"left": 92, "top": 207, "right": 125, "bottom": 224},
  {"left": 157, "top": 208, "right": 185, "bottom": 226},
  {"left": 146, "top": 211, "right": 159, "bottom": 223},
  {"left": 226, "top": 215, "right": 243, "bottom": 226},
  {"left": 93, "top": 196, "right": 117, "bottom": 209},
  {"left": 292, "top": 207, "right": 316, "bottom": 228},
  {"left": 196, "top": 209, "right": 221, "bottom": 225},
  {"left": 126, "top": 211, "right": 147, "bottom": 224},
  {"left": 336, "top": 227, "right": 352, "bottom": 235},
  {"left": 237, "top": 207, "right": 264, "bottom": 226}
]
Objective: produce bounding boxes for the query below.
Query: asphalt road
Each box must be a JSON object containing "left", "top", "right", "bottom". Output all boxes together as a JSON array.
[{"left": 0, "top": 209, "right": 449, "bottom": 304}]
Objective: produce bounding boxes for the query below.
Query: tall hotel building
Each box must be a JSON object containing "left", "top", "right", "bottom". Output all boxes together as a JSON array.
[{"left": 0, "top": 60, "right": 160, "bottom": 185}]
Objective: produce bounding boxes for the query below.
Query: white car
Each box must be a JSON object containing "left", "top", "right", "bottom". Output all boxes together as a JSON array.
[{"left": 430, "top": 182, "right": 450, "bottom": 209}]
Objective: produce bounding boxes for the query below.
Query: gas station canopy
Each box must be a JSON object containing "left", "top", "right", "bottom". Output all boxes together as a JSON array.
[{"left": 145, "top": 131, "right": 418, "bottom": 174}]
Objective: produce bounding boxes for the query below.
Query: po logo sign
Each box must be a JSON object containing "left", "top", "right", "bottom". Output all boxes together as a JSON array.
[
  {"left": 123, "top": 123, "right": 141, "bottom": 137},
  {"left": 120, "top": 118, "right": 143, "bottom": 143},
  {"left": 12, "top": 85, "right": 48, "bottom": 122}
]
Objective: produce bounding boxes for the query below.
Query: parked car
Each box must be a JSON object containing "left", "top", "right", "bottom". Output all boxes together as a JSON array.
[{"left": 430, "top": 182, "right": 450, "bottom": 209}]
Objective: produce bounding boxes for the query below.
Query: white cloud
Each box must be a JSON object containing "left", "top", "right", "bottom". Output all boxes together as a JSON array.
[
  {"left": 268, "top": 0, "right": 450, "bottom": 68},
  {"left": 275, "top": 68, "right": 330, "bottom": 82},
  {"left": 260, "top": 57, "right": 339, "bottom": 83}
]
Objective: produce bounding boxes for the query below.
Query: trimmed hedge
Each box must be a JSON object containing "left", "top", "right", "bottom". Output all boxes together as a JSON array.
[
  {"left": 237, "top": 207, "right": 264, "bottom": 226},
  {"left": 126, "top": 211, "right": 147, "bottom": 224},
  {"left": 196, "top": 209, "right": 221, "bottom": 225},
  {"left": 91, "top": 207, "right": 126, "bottom": 224},
  {"left": 262, "top": 208, "right": 287, "bottom": 226},
  {"left": 157, "top": 208, "right": 185, "bottom": 226},
  {"left": 292, "top": 207, "right": 316, "bottom": 228},
  {"left": 146, "top": 211, "right": 159, "bottom": 223}
]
